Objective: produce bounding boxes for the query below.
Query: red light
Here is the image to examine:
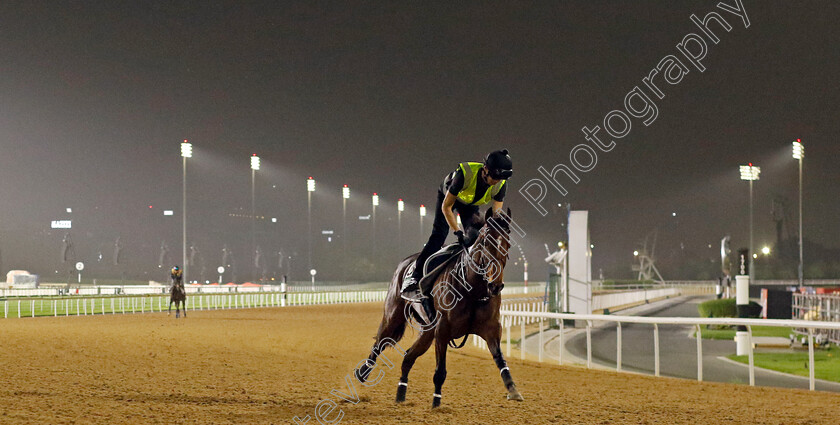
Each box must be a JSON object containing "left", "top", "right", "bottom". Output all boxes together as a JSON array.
[
  {"left": 797, "top": 138, "right": 801, "bottom": 143},
  {"left": 309, "top": 176, "right": 313, "bottom": 179},
  {"left": 420, "top": 204, "right": 425, "bottom": 207},
  {"left": 748, "top": 163, "right": 752, "bottom": 166},
  {"left": 148, "top": 205, "right": 153, "bottom": 209},
  {"left": 183, "top": 139, "right": 188, "bottom": 143},
  {"left": 399, "top": 198, "right": 403, "bottom": 201},
  {"left": 343, "top": 184, "right": 347, "bottom": 187},
  {"left": 373, "top": 192, "right": 377, "bottom": 195},
  {"left": 252, "top": 153, "right": 257, "bottom": 156}
]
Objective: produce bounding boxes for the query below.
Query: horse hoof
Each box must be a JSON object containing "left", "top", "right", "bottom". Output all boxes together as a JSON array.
[
  {"left": 507, "top": 392, "right": 524, "bottom": 401},
  {"left": 395, "top": 384, "right": 407, "bottom": 402}
]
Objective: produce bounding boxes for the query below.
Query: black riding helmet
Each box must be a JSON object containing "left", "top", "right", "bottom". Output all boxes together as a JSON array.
[{"left": 484, "top": 149, "right": 513, "bottom": 179}]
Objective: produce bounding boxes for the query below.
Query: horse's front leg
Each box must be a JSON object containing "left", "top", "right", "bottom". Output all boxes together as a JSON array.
[
  {"left": 395, "top": 329, "right": 434, "bottom": 403},
  {"left": 182, "top": 299, "right": 187, "bottom": 318},
  {"left": 168, "top": 298, "right": 172, "bottom": 315},
  {"left": 483, "top": 324, "right": 523, "bottom": 401}
]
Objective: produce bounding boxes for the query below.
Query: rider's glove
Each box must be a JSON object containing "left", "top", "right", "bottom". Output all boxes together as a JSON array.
[{"left": 454, "top": 230, "right": 467, "bottom": 248}]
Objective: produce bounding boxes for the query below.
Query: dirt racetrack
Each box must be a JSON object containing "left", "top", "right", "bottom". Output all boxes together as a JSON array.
[{"left": 1, "top": 302, "right": 839, "bottom": 424}]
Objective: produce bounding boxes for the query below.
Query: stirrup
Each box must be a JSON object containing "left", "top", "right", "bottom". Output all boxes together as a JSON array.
[{"left": 400, "top": 276, "right": 422, "bottom": 301}]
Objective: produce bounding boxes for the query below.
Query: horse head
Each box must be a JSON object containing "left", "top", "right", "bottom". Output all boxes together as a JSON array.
[{"left": 466, "top": 208, "right": 512, "bottom": 299}]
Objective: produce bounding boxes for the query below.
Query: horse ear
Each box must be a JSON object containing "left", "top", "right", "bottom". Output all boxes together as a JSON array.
[
  {"left": 506, "top": 207, "right": 512, "bottom": 218},
  {"left": 485, "top": 207, "right": 493, "bottom": 221}
]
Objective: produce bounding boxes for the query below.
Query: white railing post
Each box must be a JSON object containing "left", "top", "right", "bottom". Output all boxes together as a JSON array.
[
  {"left": 696, "top": 324, "right": 703, "bottom": 382},
  {"left": 538, "top": 319, "right": 544, "bottom": 362},
  {"left": 654, "top": 323, "right": 660, "bottom": 377},
  {"left": 616, "top": 322, "right": 622, "bottom": 372},
  {"left": 747, "top": 324, "right": 754, "bottom": 386},
  {"left": 506, "top": 319, "right": 511, "bottom": 357},
  {"left": 586, "top": 320, "right": 592, "bottom": 369},
  {"left": 558, "top": 318, "right": 564, "bottom": 365},
  {"left": 520, "top": 319, "right": 525, "bottom": 360},
  {"left": 808, "top": 327, "right": 815, "bottom": 391}
]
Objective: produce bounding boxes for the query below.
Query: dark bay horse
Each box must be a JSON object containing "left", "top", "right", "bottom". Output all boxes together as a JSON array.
[
  {"left": 168, "top": 283, "right": 187, "bottom": 318},
  {"left": 356, "top": 208, "right": 522, "bottom": 408}
]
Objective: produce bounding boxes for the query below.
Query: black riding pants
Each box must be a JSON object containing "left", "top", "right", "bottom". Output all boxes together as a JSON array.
[{"left": 412, "top": 190, "right": 479, "bottom": 285}]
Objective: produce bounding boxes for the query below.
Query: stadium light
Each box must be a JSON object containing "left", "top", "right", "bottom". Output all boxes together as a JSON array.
[
  {"left": 740, "top": 163, "right": 760, "bottom": 283},
  {"left": 419, "top": 204, "right": 426, "bottom": 246},
  {"left": 250, "top": 154, "right": 260, "bottom": 171},
  {"left": 307, "top": 177, "right": 315, "bottom": 270},
  {"left": 342, "top": 184, "right": 349, "bottom": 258},
  {"left": 180, "top": 139, "right": 191, "bottom": 282},
  {"left": 792, "top": 139, "right": 804, "bottom": 288}
]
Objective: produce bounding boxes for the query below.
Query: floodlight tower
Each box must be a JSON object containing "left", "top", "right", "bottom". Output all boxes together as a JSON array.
[
  {"left": 307, "top": 177, "right": 316, "bottom": 270},
  {"left": 419, "top": 204, "right": 427, "bottom": 246},
  {"left": 342, "top": 184, "right": 350, "bottom": 259},
  {"left": 792, "top": 139, "right": 804, "bottom": 288},
  {"left": 372, "top": 193, "right": 379, "bottom": 261},
  {"left": 251, "top": 154, "right": 260, "bottom": 281},
  {"left": 397, "top": 198, "right": 404, "bottom": 253},
  {"left": 180, "top": 140, "right": 192, "bottom": 282},
  {"left": 739, "top": 163, "right": 760, "bottom": 283}
]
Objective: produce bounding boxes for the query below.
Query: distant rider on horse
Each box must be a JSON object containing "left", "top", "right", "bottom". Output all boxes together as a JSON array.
[
  {"left": 170, "top": 265, "right": 184, "bottom": 291},
  {"left": 400, "top": 149, "right": 513, "bottom": 318}
]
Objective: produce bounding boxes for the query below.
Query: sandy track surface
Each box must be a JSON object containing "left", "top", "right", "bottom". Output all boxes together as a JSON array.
[{"left": 1, "top": 303, "right": 838, "bottom": 424}]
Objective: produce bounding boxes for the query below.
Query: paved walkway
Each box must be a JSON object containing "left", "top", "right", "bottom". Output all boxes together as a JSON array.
[{"left": 522, "top": 295, "right": 840, "bottom": 392}]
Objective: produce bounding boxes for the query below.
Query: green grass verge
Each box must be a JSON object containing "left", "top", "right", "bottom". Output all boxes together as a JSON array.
[
  {"left": 728, "top": 345, "right": 840, "bottom": 382},
  {"left": 695, "top": 325, "right": 794, "bottom": 340}
]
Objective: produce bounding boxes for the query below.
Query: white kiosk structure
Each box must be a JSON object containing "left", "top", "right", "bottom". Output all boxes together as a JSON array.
[{"left": 568, "top": 211, "right": 592, "bottom": 315}]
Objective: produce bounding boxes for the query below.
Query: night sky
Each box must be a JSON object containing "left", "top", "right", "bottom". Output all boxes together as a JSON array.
[{"left": 1, "top": 1, "right": 839, "bottom": 283}]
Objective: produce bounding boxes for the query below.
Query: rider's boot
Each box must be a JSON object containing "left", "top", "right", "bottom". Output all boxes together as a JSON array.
[{"left": 420, "top": 296, "right": 437, "bottom": 323}]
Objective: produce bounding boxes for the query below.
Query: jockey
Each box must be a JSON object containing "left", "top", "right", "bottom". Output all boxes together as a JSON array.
[
  {"left": 401, "top": 149, "right": 513, "bottom": 317},
  {"left": 170, "top": 265, "right": 183, "bottom": 289}
]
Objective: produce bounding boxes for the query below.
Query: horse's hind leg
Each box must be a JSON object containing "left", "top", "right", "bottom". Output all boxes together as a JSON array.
[
  {"left": 355, "top": 306, "right": 407, "bottom": 384},
  {"left": 395, "top": 330, "right": 434, "bottom": 403},
  {"left": 482, "top": 324, "right": 523, "bottom": 401},
  {"left": 182, "top": 299, "right": 187, "bottom": 318},
  {"left": 168, "top": 300, "right": 172, "bottom": 316}
]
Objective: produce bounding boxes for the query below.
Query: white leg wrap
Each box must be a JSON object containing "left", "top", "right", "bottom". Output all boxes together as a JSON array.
[
  {"left": 398, "top": 382, "right": 408, "bottom": 387},
  {"left": 433, "top": 393, "right": 442, "bottom": 398},
  {"left": 500, "top": 366, "right": 510, "bottom": 375}
]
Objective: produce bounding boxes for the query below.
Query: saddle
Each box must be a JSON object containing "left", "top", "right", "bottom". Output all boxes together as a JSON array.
[
  {"left": 420, "top": 243, "right": 463, "bottom": 288},
  {"left": 401, "top": 243, "right": 463, "bottom": 303}
]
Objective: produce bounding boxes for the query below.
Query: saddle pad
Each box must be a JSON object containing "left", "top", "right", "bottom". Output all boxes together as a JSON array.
[{"left": 418, "top": 244, "right": 463, "bottom": 293}]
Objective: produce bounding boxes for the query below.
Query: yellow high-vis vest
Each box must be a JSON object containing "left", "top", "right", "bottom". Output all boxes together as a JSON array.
[{"left": 456, "top": 162, "right": 506, "bottom": 205}]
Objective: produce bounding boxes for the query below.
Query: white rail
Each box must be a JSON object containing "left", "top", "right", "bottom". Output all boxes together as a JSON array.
[
  {"left": 1, "top": 290, "right": 389, "bottom": 319},
  {"left": 500, "top": 309, "right": 840, "bottom": 391}
]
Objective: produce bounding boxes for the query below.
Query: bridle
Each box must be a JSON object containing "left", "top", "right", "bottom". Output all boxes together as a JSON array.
[{"left": 457, "top": 222, "right": 508, "bottom": 301}]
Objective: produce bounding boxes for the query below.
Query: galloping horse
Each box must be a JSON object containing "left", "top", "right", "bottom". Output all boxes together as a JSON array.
[
  {"left": 168, "top": 282, "right": 187, "bottom": 318},
  {"left": 356, "top": 208, "right": 522, "bottom": 408}
]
